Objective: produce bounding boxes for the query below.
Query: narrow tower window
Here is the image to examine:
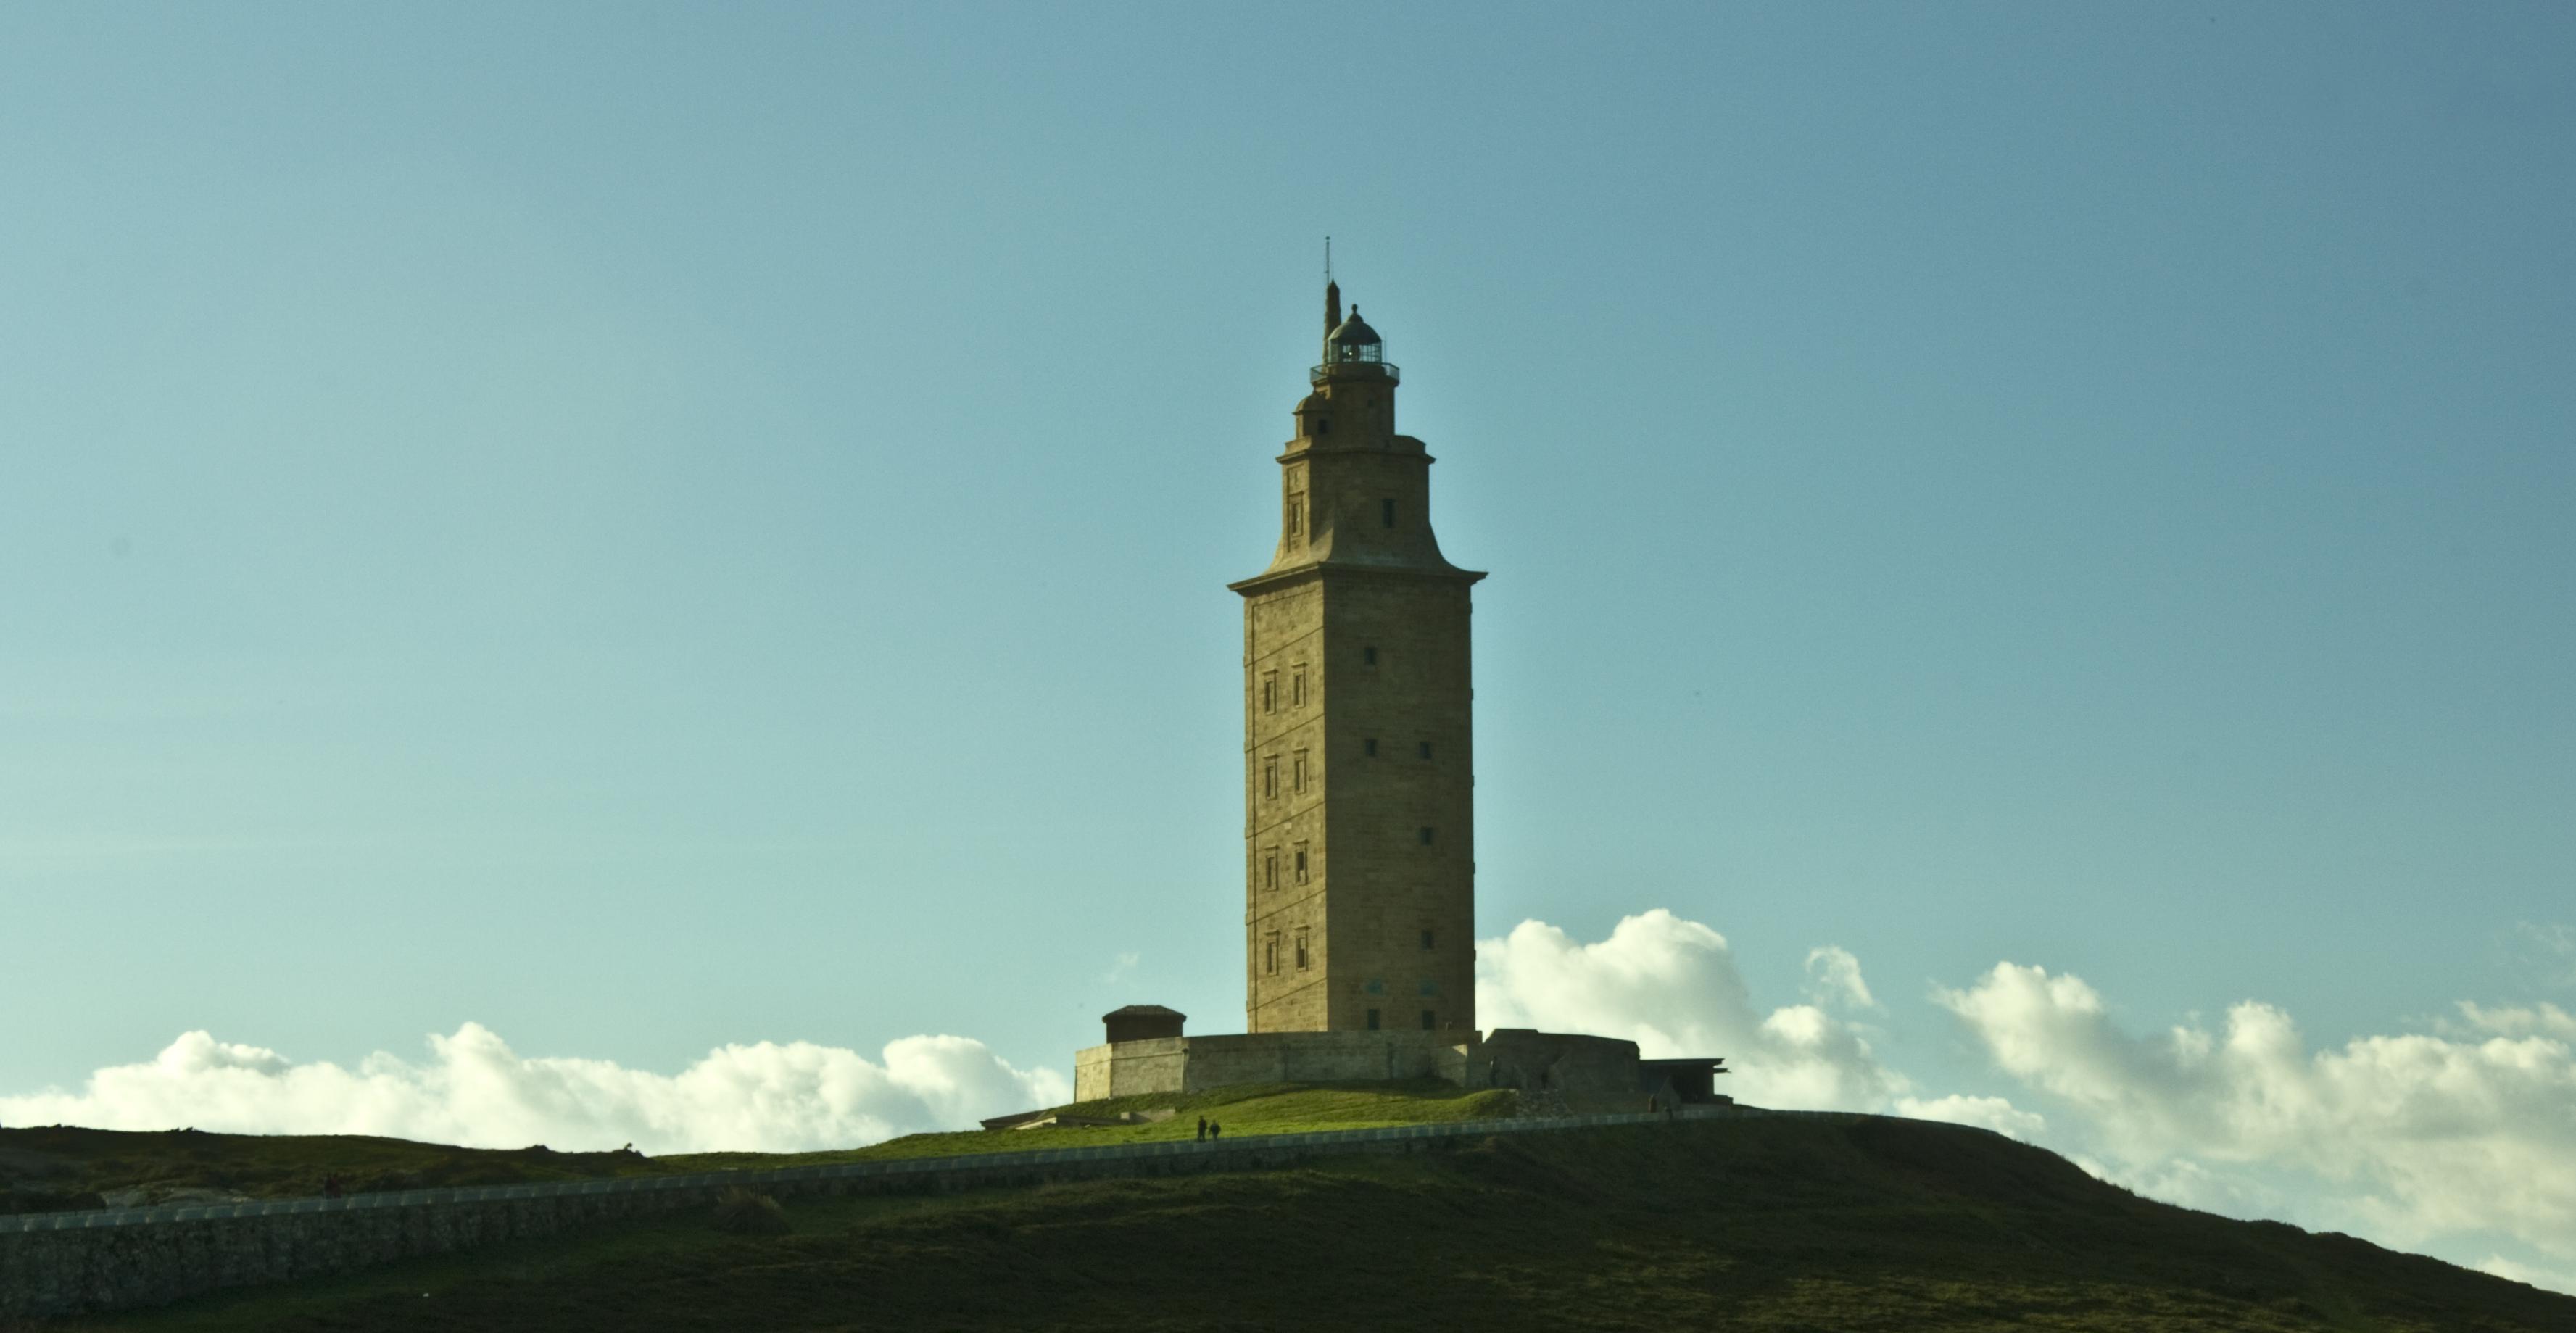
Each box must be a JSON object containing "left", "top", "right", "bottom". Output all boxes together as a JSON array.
[
  {"left": 1366, "top": 1008, "right": 1381, "bottom": 1031},
  {"left": 1421, "top": 1010, "right": 1436, "bottom": 1031},
  {"left": 1287, "top": 495, "right": 1306, "bottom": 543},
  {"left": 1417, "top": 741, "right": 1433, "bottom": 760},
  {"left": 1363, "top": 646, "right": 1378, "bottom": 666},
  {"left": 1291, "top": 668, "right": 1306, "bottom": 707},
  {"left": 1293, "top": 844, "right": 1310, "bottom": 884},
  {"left": 1262, "top": 850, "right": 1277, "bottom": 892},
  {"left": 1381, "top": 498, "right": 1396, "bottom": 528},
  {"left": 1296, "top": 930, "right": 1311, "bottom": 970},
  {"left": 1420, "top": 929, "right": 1434, "bottom": 950},
  {"left": 1364, "top": 738, "right": 1378, "bottom": 758},
  {"left": 1262, "top": 672, "right": 1277, "bottom": 713},
  {"left": 1262, "top": 757, "right": 1277, "bottom": 799},
  {"left": 1293, "top": 749, "right": 1308, "bottom": 792},
  {"left": 1419, "top": 826, "right": 1435, "bottom": 845},
  {"left": 1264, "top": 934, "right": 1280, "bottom": 975}
]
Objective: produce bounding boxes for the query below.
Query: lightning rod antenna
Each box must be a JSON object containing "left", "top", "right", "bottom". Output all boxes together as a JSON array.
[{"left": 1322, "top": 236, "right": 1343, "bottom": 336}]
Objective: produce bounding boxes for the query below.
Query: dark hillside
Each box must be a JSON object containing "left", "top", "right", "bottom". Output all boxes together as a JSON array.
[
  {"left": 0, "top": 1081, "right": 1502, "bottom": 1212},
  {"left": 0, "top": 1126, "right": 663, "bottom": 1211},
  {"left": 78, "top": 1111, "right": 2576, "bottom": 1332}
]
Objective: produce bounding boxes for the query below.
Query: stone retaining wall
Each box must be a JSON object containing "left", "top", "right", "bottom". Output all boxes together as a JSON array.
[
  {"left": 0, "top": 1108, "right": 1747, "bottom": 1320},
  {"left": 1077, "top": 1029, "right": 1475, "bottom": 1100}
]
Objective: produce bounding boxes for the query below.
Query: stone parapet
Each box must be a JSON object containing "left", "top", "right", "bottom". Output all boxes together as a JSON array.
[{"left": 1073, "top": 1029, "right": 1472, "bottom": 1102}]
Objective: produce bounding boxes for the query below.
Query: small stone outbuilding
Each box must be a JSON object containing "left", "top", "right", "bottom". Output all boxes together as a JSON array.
[{"left": 1100, "top": 1005, "right": 1186, "bottom": 1046}]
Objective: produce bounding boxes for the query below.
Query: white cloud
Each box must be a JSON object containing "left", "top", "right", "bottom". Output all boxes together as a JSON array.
[
  {"left": 0, "top": 1023, "right": 1070, "bottom": 1155},
  {"left": 1101, "top": 951, "right": 1140, "bottom": 984},
  {"left": 1478, "top": 915, "right": 2576, "bottom": 1277},
  {"left": 2440, "top": 1001, "right": 2576, "bottom": 1042},
  {"left": 2514, "top": 922, "right": 2576, "bottom": 986},
  {"left": 1937, "top": 962, "right": 2576, "bottom": 1266},
  {"left": 1476, "top": 910, "right": 1913, "bottom": 1112},
  {"left": 2475, "top": 1255, "right": 2576, "bottom": 1297},
  {"left": 1805, "top": 945, "right": 1879, "bottom": 1010},
  {"left": 1894, "top": 1093, "right": 2045, "bottom": 1141}
]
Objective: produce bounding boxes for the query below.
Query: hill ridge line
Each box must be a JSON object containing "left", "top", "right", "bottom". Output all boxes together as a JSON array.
[{"left": 4, "top": 1103, "right": 1825, "bottom": 1234}]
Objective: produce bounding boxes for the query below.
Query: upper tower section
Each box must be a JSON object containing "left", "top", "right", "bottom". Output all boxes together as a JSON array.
[{"left": 1235, "top": 283, "right": 1483, "bottom": 592}]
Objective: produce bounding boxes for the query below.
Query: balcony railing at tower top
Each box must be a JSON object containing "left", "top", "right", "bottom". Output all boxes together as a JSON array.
[{"left": 1311, "top": 361, "right": 1399, "bottom": 387}]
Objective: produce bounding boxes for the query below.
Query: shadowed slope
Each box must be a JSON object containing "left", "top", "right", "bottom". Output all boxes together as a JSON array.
[
  {"left": 0, "top": 1081, "right": 1508, "bottom": 1212},
  {"left": 79, "top": 1112, "right": 2576, "bottom": 1332}
]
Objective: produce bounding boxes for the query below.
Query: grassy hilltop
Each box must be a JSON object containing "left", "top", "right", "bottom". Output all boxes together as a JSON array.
[
  {"left": 0, "top": 1081, "right": 1506, "bottom": 1211},
  {"left": 18, "top": 1083, "right": 2574, "bottom": 1332}
]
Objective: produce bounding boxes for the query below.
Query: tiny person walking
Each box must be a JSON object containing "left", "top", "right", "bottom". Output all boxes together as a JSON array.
[
  {"left": 1209, "top": 1121, "right": 1222, "bottom": 1142},
  {"left": 1196, "top": 1116, "right": 1207, "bottom": 1142}
]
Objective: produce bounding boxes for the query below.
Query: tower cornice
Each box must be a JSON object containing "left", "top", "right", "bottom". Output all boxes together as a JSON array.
[
  {"left": 1227, "top": 561, "right": 1487, "bottom": 599},
  {"left": 1276, "top": 442, "right": 1434, "bottom": 465}
]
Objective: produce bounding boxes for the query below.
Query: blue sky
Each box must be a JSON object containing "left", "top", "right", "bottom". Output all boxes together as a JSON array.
[{"left": 4, "top": 0, "right": 2573, "bottom": 1287}]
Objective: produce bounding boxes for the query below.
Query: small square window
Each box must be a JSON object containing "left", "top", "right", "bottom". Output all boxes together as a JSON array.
[
  {"left": 1364, "top": 738, "right": 1378, "bottom": 758},
  {"left": 1420, "top": 929, "right": 1434, "bottom": 950},
  {"left": 1366, "top": 1008, "right": 1381, "bottom": 1031},
  {"left": 1418, "top": 826, "right": 1435, "bottom": 846},
  {"left": 1363, "top": 646, "right": 1377, "bottom": 666},
  {"left": 1417, "top": 741, "right": 1433, "bottom": 760},
  {"left": 1420, "top": 1009, "right": 1436, "bottom": 1031}
]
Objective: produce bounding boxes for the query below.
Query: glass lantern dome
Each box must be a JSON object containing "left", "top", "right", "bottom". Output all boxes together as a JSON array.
[{"left": 1314, "top": 306, "right": 1398, "bottom": 384}]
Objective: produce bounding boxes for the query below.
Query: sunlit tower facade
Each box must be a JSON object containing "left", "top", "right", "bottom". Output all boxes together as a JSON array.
[{"left": 1230, "top": 281, "right": 1485, "bottom": 1036}]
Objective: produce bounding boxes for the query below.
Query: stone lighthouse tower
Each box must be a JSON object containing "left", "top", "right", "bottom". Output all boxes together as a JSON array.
[{"left": 1230, "top": 282, "right": 1486, "bottom": 1036}]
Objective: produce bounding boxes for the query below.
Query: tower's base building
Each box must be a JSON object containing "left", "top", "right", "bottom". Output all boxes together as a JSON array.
[{"left": 1073, "top": 1016, "right": 1727, "bottom": 1114}]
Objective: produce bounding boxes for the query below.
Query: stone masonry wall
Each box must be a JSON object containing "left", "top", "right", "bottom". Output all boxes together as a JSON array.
[
  {"left": 1072, "top": 1030, "right": 1473, "bottom": 1102},
  {"left": 1179, "top": 1030, "right": 1467, "bottom": 1089}
]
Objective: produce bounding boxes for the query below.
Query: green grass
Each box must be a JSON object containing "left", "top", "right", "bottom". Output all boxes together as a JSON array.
[
  {"left": 53, "top": 1107, "right": 2576, "bottom": 1332},
  {"left": 694, "top": 1078, "right": 1520, "bottom": 1168}
]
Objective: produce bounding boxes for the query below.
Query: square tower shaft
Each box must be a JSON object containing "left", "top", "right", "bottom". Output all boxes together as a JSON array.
[{"left": 1230, "top": 307, "right": 1484, "bottom": 1037}]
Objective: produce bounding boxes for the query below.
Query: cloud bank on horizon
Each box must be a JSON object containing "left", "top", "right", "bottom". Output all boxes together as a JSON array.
[
  {"left": 0, "top": 1026, "right": 1069, "bottom": 1155},
  {"left": 7, "top": 908, "right": 2571, "bottom": 1295},
  {"left": 1473, "top": 908, "right": 2576, "bottom": 1295},
  {"left": 1936, "top": 963, "right": 2576, "bottom": 1286}
]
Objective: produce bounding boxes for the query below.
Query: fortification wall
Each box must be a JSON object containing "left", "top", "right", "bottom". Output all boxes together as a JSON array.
[
  {"left": 0, "top": 1107, "right": 1759, "bottom": 1321},
  {"left": 1074, "top": 1035, "right": 1188, "bottom": 1100},
  {"left": 1073, "top": 1029, "right": 1473, "bottom": 1101},
  {"left": 1180, "top": 1030, "right": 1468, "bottom": 1089},
  {"left": 1470, "top": 1031, "right": 1641, "bottom": 1092}
]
